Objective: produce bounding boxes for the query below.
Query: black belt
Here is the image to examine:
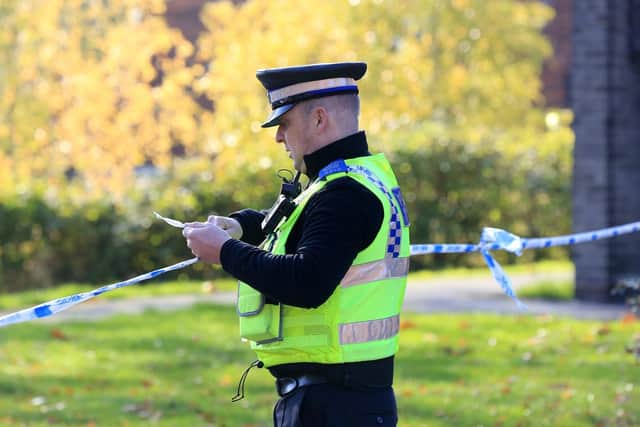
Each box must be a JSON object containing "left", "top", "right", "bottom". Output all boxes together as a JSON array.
[
  {"left": 275, "top": 374, "right": 328, "bottom": 397},
  {"left": 268, "top": 357, "right": 394, "bottom": 389}
]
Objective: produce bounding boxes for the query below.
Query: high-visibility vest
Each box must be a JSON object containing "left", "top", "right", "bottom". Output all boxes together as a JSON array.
[{"left": 236, "top": 154, "right": 410, "bottom": 368}]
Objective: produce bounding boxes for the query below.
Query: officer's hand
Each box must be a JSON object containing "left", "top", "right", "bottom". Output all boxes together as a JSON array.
[
  {"left": 207, "top": 215, "right": 243, "bottom": 240},
  {"left": 182, "top": 223, "right": 231, "bottom": 264}
]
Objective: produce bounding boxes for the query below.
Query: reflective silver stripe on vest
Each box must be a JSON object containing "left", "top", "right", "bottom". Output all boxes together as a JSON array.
[
  {"left": 339, "top": 314, "right": 400, "bottom": 345},
  {"left": 340, "top": 257, "right": 409, "bottom": 288}
]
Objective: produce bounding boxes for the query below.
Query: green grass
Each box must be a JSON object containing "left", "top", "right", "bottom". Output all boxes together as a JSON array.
[
  {"left": 518, "top": 280, "right": 575, "bottom": 301},
  {"left": 0, "top": 304, "right": 638, "bottom": 427}
]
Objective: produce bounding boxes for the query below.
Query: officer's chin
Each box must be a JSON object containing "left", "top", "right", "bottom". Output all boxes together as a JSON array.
[{"left": 294, "top": 160, "right": 307, "bottom": 176}]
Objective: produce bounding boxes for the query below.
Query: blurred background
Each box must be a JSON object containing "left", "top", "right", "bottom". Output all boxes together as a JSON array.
[{"left": 0, "top": 0, "right": 637, "bottom": 302}]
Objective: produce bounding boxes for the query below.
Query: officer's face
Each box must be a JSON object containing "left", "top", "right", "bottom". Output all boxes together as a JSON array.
[{"left": 275, "top": 104, "right": 312, "bottom": 173}]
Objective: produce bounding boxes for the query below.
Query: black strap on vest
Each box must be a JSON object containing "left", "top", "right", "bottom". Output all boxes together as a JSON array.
[{"left": 232, "top": 359, "right": 264, "bottom": 402}]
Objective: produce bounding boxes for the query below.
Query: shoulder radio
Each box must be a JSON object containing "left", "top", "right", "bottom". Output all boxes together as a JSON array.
[{"left": 261, "top": 171, "right": 302, "bottom": 235}]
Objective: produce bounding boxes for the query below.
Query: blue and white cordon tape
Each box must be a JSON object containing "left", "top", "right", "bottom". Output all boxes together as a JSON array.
[
  {"left": 0, "top": 256, "right": 199, "bottom": 328},
  {"left": 0, "top": 212, "right": 639, "bottom": 328},
  {"left": 411, "top": 221, "right": 640, "bottom": 309}
]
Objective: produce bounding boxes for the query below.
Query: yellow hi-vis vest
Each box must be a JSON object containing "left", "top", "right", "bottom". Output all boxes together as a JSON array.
[{"left": 236, "top": 154, "right": 410, "bottom": 368}]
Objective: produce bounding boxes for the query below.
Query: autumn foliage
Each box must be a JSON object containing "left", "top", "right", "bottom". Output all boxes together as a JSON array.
[{"left": 0, "top": 0, "right": 573, "bottom": 289}]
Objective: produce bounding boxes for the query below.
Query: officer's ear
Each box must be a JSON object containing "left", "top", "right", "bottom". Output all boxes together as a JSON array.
[{"left": 311, "top": 106, "right": 329, "bottom": 132}]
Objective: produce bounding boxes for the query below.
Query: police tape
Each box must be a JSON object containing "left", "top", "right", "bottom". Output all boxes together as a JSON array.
[
  {"left": 410, "top": 221, "right": 640, "bottom": 255},
  {"left": 0, "top": 216, "right": 639, "bottom": 328},
  {"left": 0, "top": 257, "right": 199, "bottom": 328},
  {"left": 411, "top": 221, "right": 640, "bottom": 310}
]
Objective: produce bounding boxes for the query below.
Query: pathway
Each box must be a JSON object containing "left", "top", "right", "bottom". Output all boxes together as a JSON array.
[{"left": 24, "top": 269, "right": 629, "bottom": 324}]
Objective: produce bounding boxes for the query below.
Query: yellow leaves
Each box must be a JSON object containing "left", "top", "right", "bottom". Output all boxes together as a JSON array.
[
  {"left": 448, "top": 64, "right": 469, "bottom": 97},
  {"left": 1, "top": 0, "right": 564, "bottom": 204},
  {"left": 138, "top": 0, "right": 166, "bottom": 15},
  {"left": 201, "top": 0, "right": 236, "bottom": 29},
  {"left": 0, "top": 0, "right": 209, "bottom": 200},
  {"left": 175, "top": 40, "right": 194, "bottom": 61}
]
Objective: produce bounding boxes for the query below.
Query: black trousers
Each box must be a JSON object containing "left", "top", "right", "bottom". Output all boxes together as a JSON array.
[{"left": 273, "top": 383, "right": 398, "bottom": 427}]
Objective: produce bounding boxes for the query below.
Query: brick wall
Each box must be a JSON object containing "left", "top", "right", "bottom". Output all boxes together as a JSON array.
[{"left": 571, "top": 0, "right": 640, "bottom": 302}]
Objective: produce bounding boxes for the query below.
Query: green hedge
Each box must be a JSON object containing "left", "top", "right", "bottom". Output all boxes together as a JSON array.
[
  {"left": 0, "top": 195, "right": 229, "bottom": 292},
  {"left": 0, "top": 134, "right": 571, "bottom": 293},
  {"left": 392, "top": 138, "right": 571, "bottom": 270}
]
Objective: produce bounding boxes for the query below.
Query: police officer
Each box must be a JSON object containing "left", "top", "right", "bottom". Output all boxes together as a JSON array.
[{"left": 183, "top": 62, "right": 410, "bottom": 427}]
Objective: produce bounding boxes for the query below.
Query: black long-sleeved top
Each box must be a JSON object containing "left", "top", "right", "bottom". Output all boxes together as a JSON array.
[
  {"left": 220, "top": 131, "right": 393, "bottom": 385},
  {"left": 220, "top": 131, "right": 383, "bottom": 308}
]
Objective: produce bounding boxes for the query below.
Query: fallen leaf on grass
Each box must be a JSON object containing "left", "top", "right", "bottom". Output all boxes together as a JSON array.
[
  {"left": 458, "top": 320, "right": 471, "bottom": 330},
  {"left": 615, "top": 393, "right": 629, "bottom": 404},
  {"left": 121, "top": 401, "right": 162, "bottom": 420},
  {"left": 402, "top": 389, "right": 414, "bottom": 397},
  {"left": 50, "top": 329, "right": 67, "bottom": 340},
  {"left": 198, "top": 410, "right": 215, "bottom": 423},
  {"left": 536, "top": 314, "right": 554, "bottom": 323},
  {"left": 581, "top": 334, "right": 595, "bottom": 344},
  {"left": 201, "top": 281, "right": 216, "bottom": 294},
  {"left": 626, "top": 335, "right": 640, "bottom": 359},
  {"left": 122, "top": 403, "right": 138, "bottom": 413},
  {"left": 400, "top": 320, "right": 417, "bottom": 330},
  {"left": 621, "top": 312, "right": 636, "bottom": 325},
  {"left": 561, "top": 388, "right": 575, "bottom": 400},
  {"left": 441, "top": 344, "right": 472, "bottom": 357},
  {"left": 422, "top": 332, "right": 438, "bottom": 343},
  {"left": 219, "top": 374, "right": 233, "bottom": 386}
]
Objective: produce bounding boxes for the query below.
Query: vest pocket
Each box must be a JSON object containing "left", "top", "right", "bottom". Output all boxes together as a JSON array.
[{"left": 237, "top": 282, "right": 282, "bottom": 344}]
